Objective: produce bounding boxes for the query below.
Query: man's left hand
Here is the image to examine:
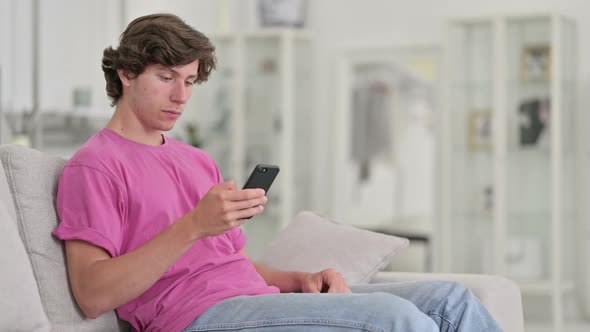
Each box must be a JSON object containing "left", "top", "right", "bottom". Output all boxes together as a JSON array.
[{"left": 301, "top": 268, "right": 351, "bottom": 293}]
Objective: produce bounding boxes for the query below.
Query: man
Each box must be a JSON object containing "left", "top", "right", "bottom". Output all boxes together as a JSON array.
[{"left": 53, "top": 13, "right": 502, "bottom": 332}]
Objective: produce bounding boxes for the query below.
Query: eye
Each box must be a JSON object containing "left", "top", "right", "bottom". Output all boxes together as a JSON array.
[
  {"left": 159, "top": 75, "right": 172, "bottom": 82},
  {"left": 185, "top": 81, "right": 195, "bottom": 87}
]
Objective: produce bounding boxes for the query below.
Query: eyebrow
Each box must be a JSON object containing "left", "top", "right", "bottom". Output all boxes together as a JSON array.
[{"left": 160, "top": 67, "right": 198, "bottom": 81}]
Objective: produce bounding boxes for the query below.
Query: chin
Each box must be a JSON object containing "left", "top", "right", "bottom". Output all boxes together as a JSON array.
[{"left": 158, "top": 122, "right": 177, "bottom": 132}]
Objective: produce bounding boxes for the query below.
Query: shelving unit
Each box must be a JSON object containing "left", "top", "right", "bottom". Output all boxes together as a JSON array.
[
  {"left": 331, "top": 46, "right": 441, "bottom": 272},
  {"left": 186, "top": 29, "right": 314, "bottom": 258},
  {"left": 440, "top": 14, "right": 578, "bottom": 330}
]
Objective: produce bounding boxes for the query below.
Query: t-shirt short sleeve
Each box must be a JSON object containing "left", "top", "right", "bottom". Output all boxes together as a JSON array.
[
  {"left": 210, "top": 156, "right": 224, "bottom": 185},
  {"left": 52, "top": 165, "right": 127, "bottom": 257}
]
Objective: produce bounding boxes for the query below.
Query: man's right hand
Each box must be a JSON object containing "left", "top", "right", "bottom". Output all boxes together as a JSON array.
[{"left": 189, "top": 180, "right": 268, "bottom": 237}]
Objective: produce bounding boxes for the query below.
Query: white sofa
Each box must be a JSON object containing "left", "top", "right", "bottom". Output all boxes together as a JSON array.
[{"left": 0, "top": 144, "right": 524, "bottom": 331}]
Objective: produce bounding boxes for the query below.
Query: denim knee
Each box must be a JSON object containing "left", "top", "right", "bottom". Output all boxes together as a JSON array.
[
  {"left": 361, "top": 292, "right": 438, "bottom": 332},
  {"left": 351, "top": 281, "right": 502, "bottom": 332},
  {"left": 427, "top": 281, "right": 473, "bottom": 306}
]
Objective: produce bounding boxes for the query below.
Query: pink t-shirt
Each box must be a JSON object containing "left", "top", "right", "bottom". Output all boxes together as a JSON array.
[{"left": 53, "top": 128, "right": 279, "bottom": 332}]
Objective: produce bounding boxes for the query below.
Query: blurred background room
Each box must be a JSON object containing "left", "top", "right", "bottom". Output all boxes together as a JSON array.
[{"left": 0, "top": 0, "right": 589, "bottom": 331}]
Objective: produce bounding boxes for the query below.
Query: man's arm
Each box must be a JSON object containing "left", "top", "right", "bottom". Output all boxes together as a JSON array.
[
  {"left": 66, "top": 213, "right": 201, "bottom": 319},
  {"left": 65, "top": 181, "right": 266, "bottom": 319},
  {"left": 242, "top": 250, "right": 351, "bottom": 294}
]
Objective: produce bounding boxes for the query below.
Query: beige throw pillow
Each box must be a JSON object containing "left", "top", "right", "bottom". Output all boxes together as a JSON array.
[{"left": 258, "top": 211, "right": 409, "bottom": 284}]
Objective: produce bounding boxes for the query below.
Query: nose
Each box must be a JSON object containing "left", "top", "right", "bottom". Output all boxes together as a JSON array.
[{"left": 170, "top": 81, "right": 190, "bottom": 105}]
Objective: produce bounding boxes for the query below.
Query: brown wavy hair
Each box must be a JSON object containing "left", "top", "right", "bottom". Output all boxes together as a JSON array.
[{"left": 102, "top": 13, "right": 216, "bottom": 106}]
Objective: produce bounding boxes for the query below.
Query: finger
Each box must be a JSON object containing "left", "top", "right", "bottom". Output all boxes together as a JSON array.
[
  {"left": 231, "top": 218, "right": 248, "bottom": 229},
  {"left": 326, "top": 281, "right": 345, "bottom": 293},
  {"left": 229, "top": 205, "right": 264, "bottom": 220},
  {"left": 327, "top": 283, "right": 350, "bottom": 294},
  {"left": 305, "top": 280, "right": 321, "bottom": 293},
  {"left": 221, "top": 216, "right": 248, "bottom": 230},
  {"left": 229, "top": 196, "right": 268, "bottom": 211},
  {"left": 225, "top": 188, "right": 266, "bottom": 201},
  {"left": 326, "top": 281, "right": 340, "bottom": 293},
  {"left": 323, "top": 271, "right": 348, "bottom": 293}
]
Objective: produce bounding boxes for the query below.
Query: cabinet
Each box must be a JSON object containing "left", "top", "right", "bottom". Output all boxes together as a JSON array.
[
  {"left": 440, "top": 15, "right": 578, "bottom": 329},
  {"left": 332, "top": 47, "right": 441, "bottom": 272},
  {"left": 185, "top": 29, "right": 314, "bottom": 257}
]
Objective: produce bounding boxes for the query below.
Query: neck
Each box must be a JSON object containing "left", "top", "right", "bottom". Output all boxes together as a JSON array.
[{"left": 106, "top": 100, "right": 164, "bottom": 146}]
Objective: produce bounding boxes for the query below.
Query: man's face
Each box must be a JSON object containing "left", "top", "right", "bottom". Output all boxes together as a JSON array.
[{"left": 124, "top": 59, "right": 199, "bottom": 132}]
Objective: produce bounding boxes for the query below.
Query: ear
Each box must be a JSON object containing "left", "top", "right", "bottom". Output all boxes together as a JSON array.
[{"left": 117, "top": 69, "right": 133, "bottom": 87}]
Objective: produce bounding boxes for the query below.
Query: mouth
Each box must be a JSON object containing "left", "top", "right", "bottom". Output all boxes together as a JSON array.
[{"left": 162, "top": 110, "right": 182, "bottom": 120}]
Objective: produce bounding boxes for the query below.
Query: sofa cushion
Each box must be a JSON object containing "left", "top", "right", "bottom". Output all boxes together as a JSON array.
[
  {"left": 0, "top": 145, "right": 129, "bottom": 332},
  {"left": 258, "top": 211, "right": 409, "bottom": 284},
  {"left": 0, "top": 151, "right": 17, "bottom": 221},
  {"left": 0, "top": 199, "right": 51, "bottom": 331}
]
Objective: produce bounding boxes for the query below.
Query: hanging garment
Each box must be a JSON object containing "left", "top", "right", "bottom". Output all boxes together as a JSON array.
[{"left": 350, "top": 81, "right": 392, "bottom": 182}]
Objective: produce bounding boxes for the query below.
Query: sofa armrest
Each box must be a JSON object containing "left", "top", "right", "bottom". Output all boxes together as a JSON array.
[{"left": 370, "top": 272, "right": 524, "bottom": 332}]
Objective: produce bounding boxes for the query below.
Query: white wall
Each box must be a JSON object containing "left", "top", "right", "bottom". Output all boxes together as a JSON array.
[
  {"left": 0, "top": 0, "right": 220, "bottom": 114},
  {"left": 0, "top": 0, "right": 118, "bottom": 112},
  {"left": 39, "top": 0, "right": 121, "bottom": 112},
  {"left": 0, "top": 0, "right": 33, "bottom": 111},
  {"left": 125, "top": 0, "right": 218, "bottom": 33}
]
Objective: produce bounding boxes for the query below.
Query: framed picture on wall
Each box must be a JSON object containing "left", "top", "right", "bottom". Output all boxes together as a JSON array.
[
  {"left": 257, "top": 0, "right": 307, "bottom": 28},
  {"left": 521, "top": 45, "right": 551, "bottom": 82},
  {"left": 518, "top": 97, "right": 551, "bottom": 148},
  {"left": 468, "top": 111, "right": 492, "bottom": 151}
]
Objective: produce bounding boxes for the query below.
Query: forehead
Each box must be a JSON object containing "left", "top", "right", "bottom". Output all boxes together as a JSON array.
[{"left": 149, "top": 60, "right": 200, "bottom": 74}]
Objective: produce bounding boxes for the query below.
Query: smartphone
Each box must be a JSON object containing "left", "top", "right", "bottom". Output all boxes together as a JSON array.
[
  {"left": 242, "top": 164, "right": 280, "bottom": 193},
  {"left": 242, "top": 164, "right": 280, "bottom": 219}
]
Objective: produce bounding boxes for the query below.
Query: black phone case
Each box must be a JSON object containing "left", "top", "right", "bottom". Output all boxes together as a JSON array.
[
  {"left": 242, "top": 164, "right": 279, "bottom": 219},
  {"left": 242, "top": 164, "right": 280, "bottom": 194}
]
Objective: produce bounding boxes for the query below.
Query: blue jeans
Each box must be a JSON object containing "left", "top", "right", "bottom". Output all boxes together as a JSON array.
[{"left": 182, "top": 281, "right": 502, "bottom": 331}]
